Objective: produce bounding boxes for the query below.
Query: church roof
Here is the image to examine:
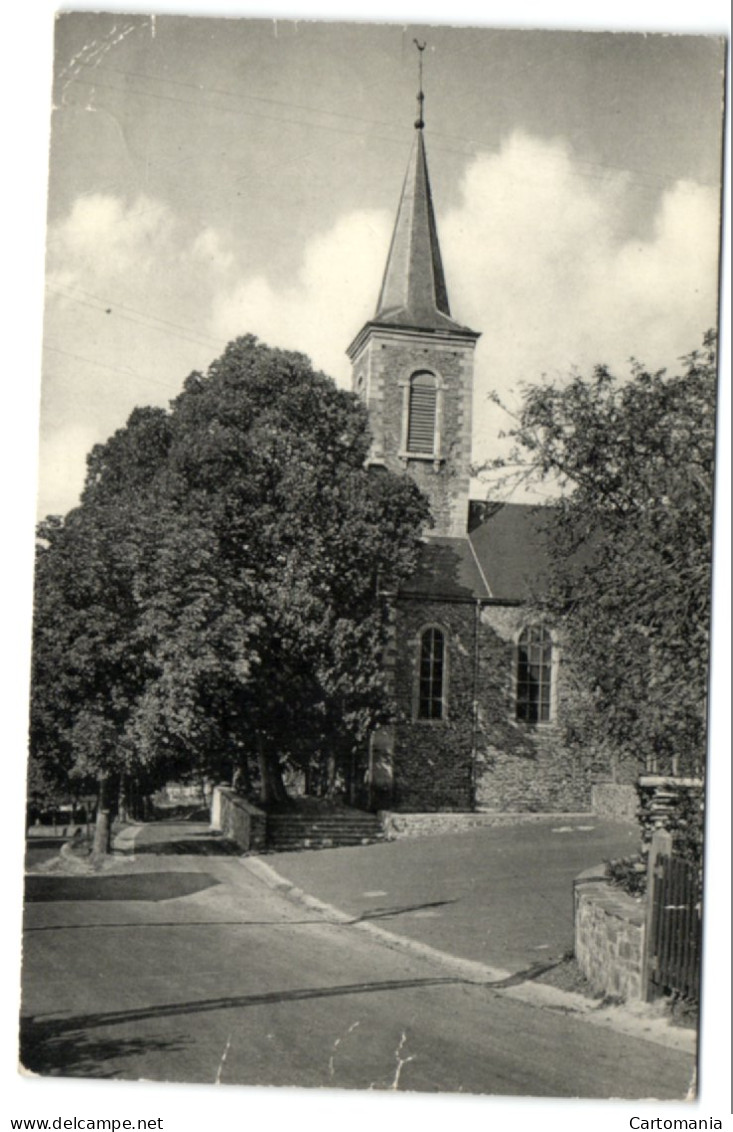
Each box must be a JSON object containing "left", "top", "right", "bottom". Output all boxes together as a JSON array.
[
  {"left": 398, "top": 536, "right": 491, "bottom": 601},
  {"left": 468, "top": 501, "right": 597, "bottom": 602},
  {"left": 467, "top": 502, "right": 557, "bottom": 601},
  {"left": 398, "top": 503, "right": 597, "bottom": 604},
  {"left": 372, "top": 130, "right": 477, "bottom": 337}
]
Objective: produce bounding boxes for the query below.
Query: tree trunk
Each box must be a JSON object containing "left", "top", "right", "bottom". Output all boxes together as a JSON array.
[
  {"left": 91, "top": 772, "right": 113, "bottom": 861},
  {"left": 347, "top": 748, "right": 356, "bottom": 806},
  {"left": 256, "top": 735, "right": 288, "bottom": 807},
  {"left": 129, "top": 776, "right": 142, "bottom": 821},
  {"left": 325, "top": 752, "right": 337, "bottom": 797},
  {"left": 231, "top": 753, "right": 252, "bottom": 796},
  {"left": 117, "top": 776, "right": 128, "bottom": 824}
]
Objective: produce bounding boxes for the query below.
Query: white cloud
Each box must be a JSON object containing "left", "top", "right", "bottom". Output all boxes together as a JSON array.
[
  {"left": 39, "top": 193, "right": 228, "bottom": 517},
  {"left": 437, "top": 132, "right": 720, "bottom": 480},
  {"left": 210, "top": 209, "right": 392, "bottom": 384},
  {"left": 210, "top": 130, "right": 719, "bottom": 441},
  {"left": 47, "top": 193, "right": 175, "bottom": 283},
  {"left": 191, "top": 227, "right": 235, "bottom": 274},
  {"left": 39, "top": 136, "right": 721, "bottom": 517},
  {"left": 37, "top": 423, "right": 100, "bottom": 518}
]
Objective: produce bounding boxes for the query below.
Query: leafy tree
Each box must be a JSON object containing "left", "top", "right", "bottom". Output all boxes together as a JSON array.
[
  {"left": 31, "top": 337, "right": 430, "bottom": 848},
  {"left": 31, "top": 475, "right": 167, "bottom": 856},
  {"left": 484, "top": 332, "right": 717, "bottom": 780}
]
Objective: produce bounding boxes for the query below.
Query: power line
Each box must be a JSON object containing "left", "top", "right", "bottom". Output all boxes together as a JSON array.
[
  {"left": 94, "top": 64, "right": 722, "bottom": 190},
  {"left": 43, "top": 343, "right": 179, "bottom": 394},
  {"left": 47, "top": 63, "right": 718, "bottom": 270},
  {"left": 68, "top": 76, "right": 408, "bottom": 151},
  {"left": 64, "top": 68, "right": 720, "bottom": 193},
  {"left": 46, "top": 282, "right": 225, "bottom": 353},
  {"left": 102, "top": 64, "right": 406, "bottom": 135}
]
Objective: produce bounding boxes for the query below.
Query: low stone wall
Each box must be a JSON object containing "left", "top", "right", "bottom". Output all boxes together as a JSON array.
[
  {"left": 210, "top": 787, "right": 266, "bottom": 853},
  {"left": 574, "top": 866, "right": 645, "bottom": 1001},
  {"left": 380, "top": 810, "right": 593, "bottom": 839},
  {"left": 591, "top": 783, "right": 639, "bottom": 823}
]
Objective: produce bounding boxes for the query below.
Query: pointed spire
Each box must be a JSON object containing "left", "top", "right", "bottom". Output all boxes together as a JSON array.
[
  {"left": 375, "top": 131, "right": 456, "bottom": 329},
  {"left": 372, "top": 44, "right": 475, "bottom": 336}
]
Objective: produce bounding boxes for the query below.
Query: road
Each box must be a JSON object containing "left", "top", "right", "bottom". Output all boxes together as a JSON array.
[
  {"left": 266, "top": 816, "right": 640, "bottom": 973},
  {"left": 21, "top": 822, "right": 694, "bottom": 1098}
]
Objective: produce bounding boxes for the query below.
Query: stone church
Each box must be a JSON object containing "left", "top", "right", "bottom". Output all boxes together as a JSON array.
[{"left": 347, "top": 115, "right": 594, "bottom": 815}]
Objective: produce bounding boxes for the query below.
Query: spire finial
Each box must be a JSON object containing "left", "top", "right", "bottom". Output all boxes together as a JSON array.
[{"left": 414, "top": 38, "right": 426, "bottom": 129}]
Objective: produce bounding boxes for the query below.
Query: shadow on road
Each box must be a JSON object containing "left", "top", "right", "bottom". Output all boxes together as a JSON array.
[
  {"left": 20, "top": 974, "right": 468, "bottom": 1064},
  {"left": 22, "top": 897, "right": 460, "bottom": 933},
  {"left": 132, "top": 833, "right": 242, "bottom": 857},
  {"left": 21, "top": 961, "right": 562, "bottom": 1076},
  {"left": 24, "top": 872, "right": 221, "bottom": 904},
  {"left": 355, "top": 898, "right": 457, "bottom": 922},
  {"left": 20, "top": 1017, "right": 187, "bottom": 1078}
]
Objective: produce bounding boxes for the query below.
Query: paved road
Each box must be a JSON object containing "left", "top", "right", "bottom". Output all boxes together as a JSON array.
[
  {"left": 266, "top": 817, "right": 639, "bottom": 973},
  {"left": 20, "top": 821, "right": 693, "bottom": 1098}
]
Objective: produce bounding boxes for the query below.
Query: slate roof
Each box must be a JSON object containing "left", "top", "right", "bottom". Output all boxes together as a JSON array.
[
  {"left": 468, "top": 502, "right": 559, "bottom": 602},
  {"left": 372, "top": 130, "right": 478, "bottom": 338},
  {"left": 398, "top": 536, "right": 491, "bottom": 601},
  {"left": 399, "top": 502, "right": 596, "bottom": 604}
]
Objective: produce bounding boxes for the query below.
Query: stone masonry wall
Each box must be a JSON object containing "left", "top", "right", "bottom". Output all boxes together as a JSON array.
[
  {"left": 354, "top": 329, "right": 476, "bottom": 538},
  {"left": 591, "top": 783, "right": 639, "bottom": 822},
  {"left": 574, "top": 867, "right": 645, "bottom": 1001},
  {"left": 474, "top": 605, "right": 592, "bottom": 813},
  {"left": 389, "top": 599, "right": 593, "bottom": 813},
  {"left": 391, "top": 598, "right": 476, "bottom": 810},
  {"left": 381, "top": 811, "right": 588, "bottom": 838}
]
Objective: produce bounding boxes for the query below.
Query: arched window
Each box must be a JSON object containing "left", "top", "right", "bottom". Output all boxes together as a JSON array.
[
  {"left": 407, "top": 371, "right": 437, "bottom": 455},
  {"left": 418, "top": 626, "right": 446, "bottom": 720},
  {"left": 516, "top": 625, "right": 553, "bottom": 724}
]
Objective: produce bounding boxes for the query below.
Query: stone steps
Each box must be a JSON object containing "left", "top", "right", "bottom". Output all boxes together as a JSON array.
[
  {"left": 266, "top": 811, "right": 384, "bottom": 851},
  {"left": 265, "top": 824, "right": 380, "bottom": 833}
]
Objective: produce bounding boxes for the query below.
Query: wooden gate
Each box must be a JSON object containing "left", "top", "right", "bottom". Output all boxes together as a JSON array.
[{"left": 644, "top": 836, "right": 702, "bottom": 1001}]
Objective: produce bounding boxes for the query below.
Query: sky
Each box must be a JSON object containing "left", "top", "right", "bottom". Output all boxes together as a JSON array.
[
  {"left": 37, "top": 17, "right": 725, "bottom": 518},
  {"left": 3, "top": 4, "right": 731, "bottom": 1132}
]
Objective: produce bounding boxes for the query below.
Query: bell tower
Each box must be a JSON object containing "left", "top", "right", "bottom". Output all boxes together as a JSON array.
[{"left": 347, "top": 46, "right": 480, "bottom": 538}]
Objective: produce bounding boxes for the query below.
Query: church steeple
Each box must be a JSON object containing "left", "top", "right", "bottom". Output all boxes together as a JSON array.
[
  {"left": 372, "top": 45, "right": 474, "bottom": 337},
  {"left": 347, "top": 50, "right": 480, "bottom": 539},
  {"left": 375, "top": 130, "right": 459, "bottom": 332}
]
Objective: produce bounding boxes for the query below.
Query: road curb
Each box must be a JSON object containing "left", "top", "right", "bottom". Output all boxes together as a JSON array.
[
  {"left": 112, "top": 822, "right": 145, "bottom": 857},
  {"left": 244, "top": 855, "right": 512, "bottom": 981},
  {"left": 241, "top": 855, "right": 697, "bottom": 1056}
]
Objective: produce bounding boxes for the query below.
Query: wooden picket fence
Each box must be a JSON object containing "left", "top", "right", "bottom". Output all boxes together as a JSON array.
[{"left": 644, "top": 832, "right": 702, "bottom": 1002}]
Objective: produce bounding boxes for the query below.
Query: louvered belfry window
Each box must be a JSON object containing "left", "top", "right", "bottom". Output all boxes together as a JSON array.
[{"left": 407, "top": 372, "right": 437, "bottom": 455}]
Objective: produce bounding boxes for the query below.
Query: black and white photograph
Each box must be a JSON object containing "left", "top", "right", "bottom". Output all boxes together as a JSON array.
[{"left": 5, "top": 2, "right": 730, "bottom": 1128}]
